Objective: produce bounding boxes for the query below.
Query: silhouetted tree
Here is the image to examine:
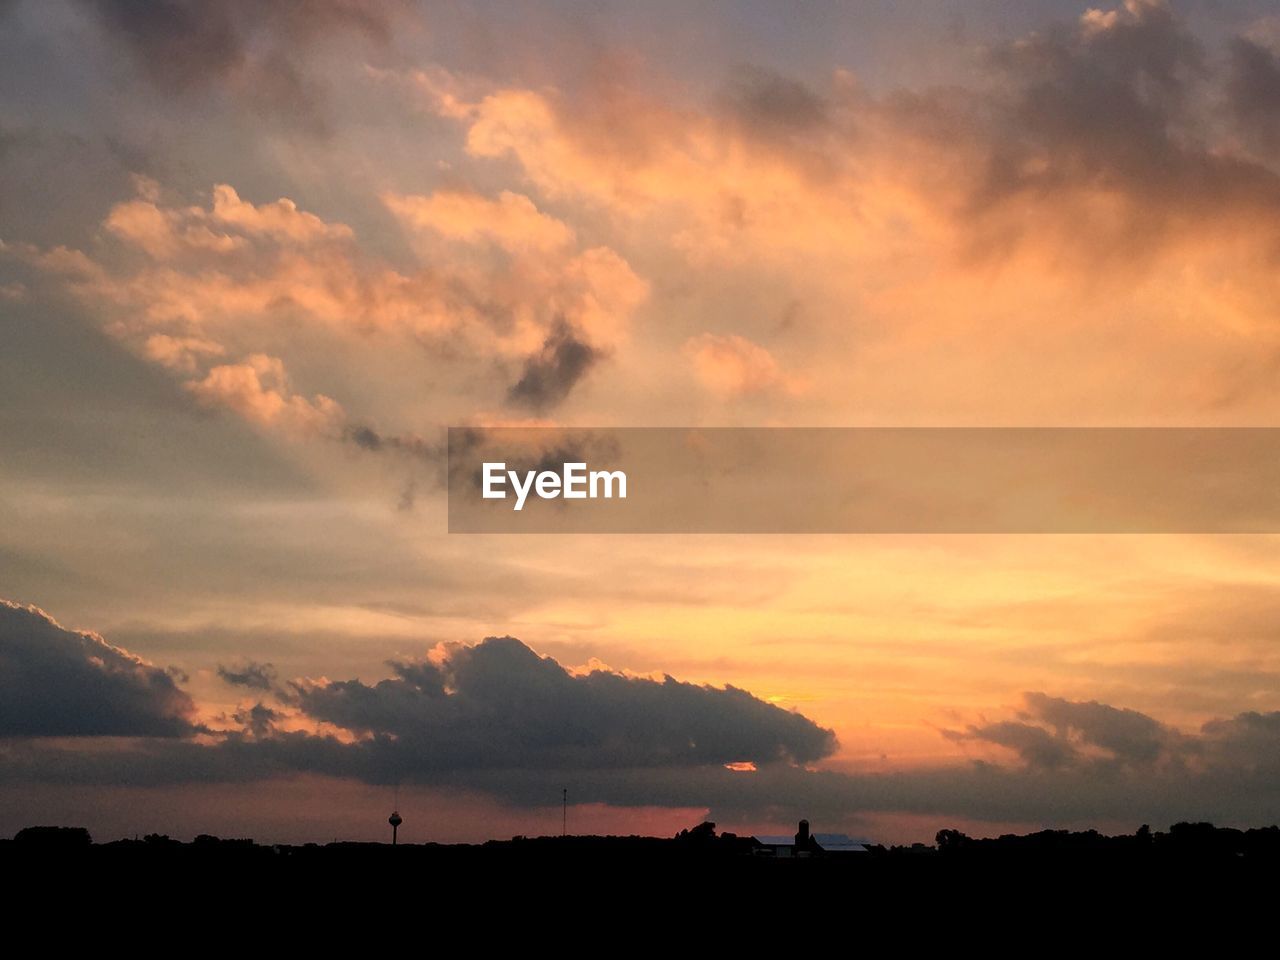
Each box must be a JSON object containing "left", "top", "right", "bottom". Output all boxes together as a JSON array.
[
  {"left": 675, "top": 821, "right": 717, "bottom": 843},
  {"left": 13, "top": 826, "right": 91, "bottom": 849},
  {"left": 935, "top": 829, "right": 971, "bottom": 853}
]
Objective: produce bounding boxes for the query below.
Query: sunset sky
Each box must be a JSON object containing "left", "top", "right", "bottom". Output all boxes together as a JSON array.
[{"left": 5, "top": 0, "right": 1280, "bottom": 845}]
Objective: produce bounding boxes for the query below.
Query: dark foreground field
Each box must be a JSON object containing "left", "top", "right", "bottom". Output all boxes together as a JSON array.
[{"left": 6, "top": 820, "right": 1280, "bottom": 906}]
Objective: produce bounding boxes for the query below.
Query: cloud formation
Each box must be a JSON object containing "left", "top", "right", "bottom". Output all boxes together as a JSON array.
[
  {"left": 8, "top": 1, "right": 1280, "bottom": 840},
  {"left": 19, "top": 0, "right": 1280, "bottom": 433},
  {"left": 506, "top": 320, "right": 600, "bottom": 412},
  {"left": 7, "top": 598, "right": 1280, "bottom": 831},
  {"left": 948, "top": 692, "right": 1184, "bottom": 770},
  {"left": 685, "top": 333, "right": 807, "bottom": 399},
  {"left": 78, "top": 0, "right": 400, "bottom": 132},
  {"left": 1227, "top": 36, "right": 1280, "bottom": 153},
  {"left": 399, "top": 0, "right": 1280, "bottom": 415},
  {"left": 0, "top": 600, "right": 195, "bottom": 737},
  {"left": 217, "top": 660, "right": 277, "bottom": 691},
  {"left": 187, "top": 354, "right": 343, "bottom": 433},
  {"left": 417, "top": 0, "right": 1280, "bottom": 272},
  {"left": 13, "top": 177, "right": 647, "bottom": 444},
  {"left": 288, "top": 635, "right": 836, "bottom": 772}
]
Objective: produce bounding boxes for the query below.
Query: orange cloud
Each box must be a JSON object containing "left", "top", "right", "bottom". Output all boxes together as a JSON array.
[
  {"left": 685, "top": 333, "right": 807, "bottom": 398},
  {"left": 209, "top": 184, "right": 354, "bottom": 244},
  {"left": 142, "top": 334, "right": 226, "bottom": 373},
  {"left": 16, "top": 176, "right": 649, "bottom": 442},
  {"left": 383, "top": 189, "right": 574, "bottom": 254},
  {"left": 187, "top": 354, "right": 343, "bottom": 433},
  {"left": 105, "top": 198, "right": 246, "bottom": 259}
]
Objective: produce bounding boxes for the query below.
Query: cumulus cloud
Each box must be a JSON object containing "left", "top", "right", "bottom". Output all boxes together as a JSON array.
[
  {"left": 186, "top": 354, "right": 344, "bottom": 434},
  {"left": 0, "top": 600, "right": 195, "bottom": 737},
  {"left": 412, "top": 1, "right": 1280, "bottom": 298},
  {"left": 0, "top": 601, "right": 837, "bottom": 793},
  {"left": 380, "top": 189, "right": 648, "bottom": 352},
  {"left": 685, "top": 333, "right": 807, "bottom": 398},
  {"left": 18, "top": 177, "right": 647, "bottom": 439},
  {"left": 43, "top": 0, "right": 1280, "bottom": 432},
  {"left": 11, "top": 686, "right": 1280, "bottom": 831},
  {"left": 6, "top": 606, "right": 1280, "bottom": 830},
  {"left": 104, "top": 194, "right": 246, "bottom": 259},
  {"left": 384, "top": 189, "right": 575, "bottom": 255},
  {"left": 208, "top": 185, "right": 353, "bottom": 244},
  {"left": 288, "top": 635, "right": 836, "bottom": 772}
]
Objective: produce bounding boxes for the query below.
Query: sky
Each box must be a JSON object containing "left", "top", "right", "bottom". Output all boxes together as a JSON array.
[{"left": 4, "top": 0, "right": 1280, "bottom": 845}]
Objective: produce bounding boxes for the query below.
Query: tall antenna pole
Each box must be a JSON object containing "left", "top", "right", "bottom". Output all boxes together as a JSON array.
[{"left": 562, "top": 787, "right": 567, "bottom": 837}]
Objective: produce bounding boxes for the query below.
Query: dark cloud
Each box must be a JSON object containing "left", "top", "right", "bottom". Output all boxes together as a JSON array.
[
  {"left": 84, "top": 0, "right": 244, "bottom": 90},
  {"left": 0, "top": 595, "right": 1277, "bottom": 829},
  {"left": 506, "top": 320, "right": 600, "bottom": 411},
  {"left": 716, "top": 66, "right": 839, "bottom": 182},
  {"left": 216, "top": 660, "right": 276, "bottom": 691},
  {"left": 986, "top": 0, "right": 1206, "bottom": 169},
  {"left": 230, "top": 702, "right": 281, "bottom": 738},
  {"left": 9, "top": 699, "right": 1280, "bottom": 831},
  {"left": 1226, "top": 37, "right": 1280, "bottom": 153},
  {"left": 6, "top": 640, "right": 1280, "bottom": 830},
  {"left": 951, "top": 692, "right": 1183, "bottom": 770},
  {"left": 345, "top": 425, "right": 384, "bottom": 451},
  {"left": 288, "top": 635, "right": 836, "bottom": 773},
  {"left": 239, "top": 50, "right": 329, "bottom": 136},
  {"left": 958, "top": 0, "right": 1280, "bottom": 263},
  {"left": 340, "top": 423, "right": 441, "bottom": 461},
  {"left": 77, "top": 0, "right": 401, "bottom": 130},
  {"left": 1199, "top": 709, "right": 1280, "bottom": 766},
  {"left": 945, "top": 718, "right": 1076, "bottom": 770},
  {"left": 0, "top": 599, "right": 195, "bottom": 737},
  {"left": 721, "top": 65, "right": 829, "bottom": 134},
  {"left": 1022, "top": 692, "right": 1173, "bottom": 765}
]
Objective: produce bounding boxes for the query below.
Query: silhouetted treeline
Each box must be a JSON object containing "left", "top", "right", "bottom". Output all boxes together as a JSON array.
[
  {"left": 932, "top": 821, "right": 1280, "bottom": 859},
  {"left": 7, "top": 820, "right": 1280, "bottom": 863},
  {"left": 9, "top": 819, "right": 1280, "bottom": 920}
]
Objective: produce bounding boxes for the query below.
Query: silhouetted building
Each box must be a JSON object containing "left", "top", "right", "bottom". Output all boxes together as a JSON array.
[{"left": 753, "top": 819, "right": 873, "bottom": 857}]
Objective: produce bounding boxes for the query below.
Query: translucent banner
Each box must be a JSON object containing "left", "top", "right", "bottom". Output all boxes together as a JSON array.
[{"left": 447, "top": 427, "right": 1280, "bottom": 533}]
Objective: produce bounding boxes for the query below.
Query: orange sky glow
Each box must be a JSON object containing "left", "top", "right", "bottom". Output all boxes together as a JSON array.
[{"left": 4, "top": 0, "right": 1280, "bottom": 846}]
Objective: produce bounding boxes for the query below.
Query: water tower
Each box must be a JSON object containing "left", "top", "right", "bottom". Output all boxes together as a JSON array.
[{"left": 388, "top": 810, "right": 403, "bottom": 845}]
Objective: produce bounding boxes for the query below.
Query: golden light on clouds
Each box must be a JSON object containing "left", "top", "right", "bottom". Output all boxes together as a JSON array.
[{"left": 4, "top": 0, "right": 1280, "bottom": 845}]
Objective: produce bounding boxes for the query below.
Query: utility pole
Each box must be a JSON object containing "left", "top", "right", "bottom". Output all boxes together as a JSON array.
[{"left": 562, "top": 787, "right": 567, "bottom": 837}]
